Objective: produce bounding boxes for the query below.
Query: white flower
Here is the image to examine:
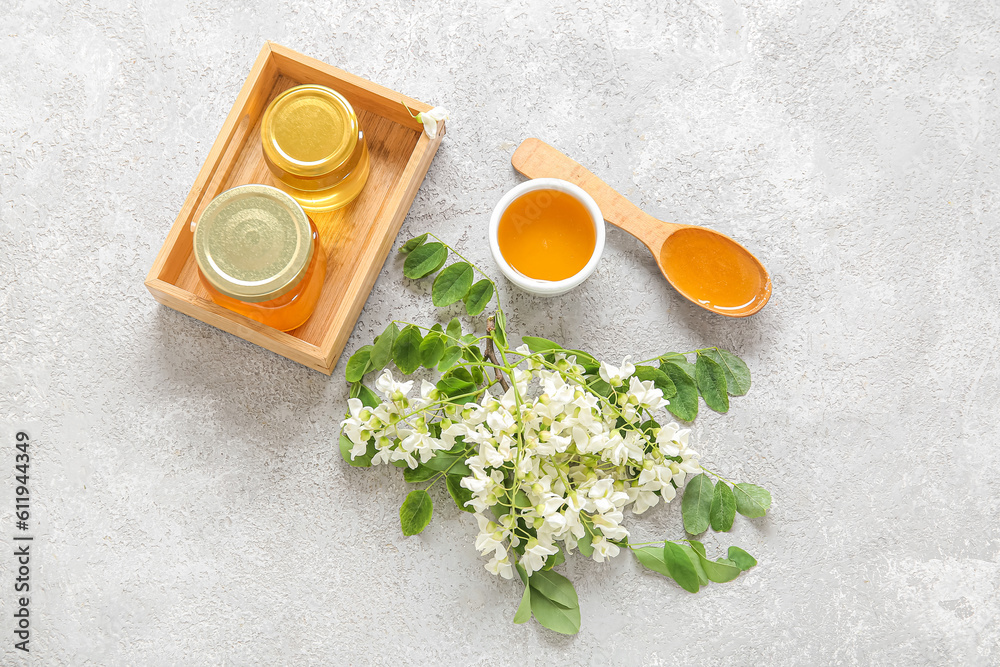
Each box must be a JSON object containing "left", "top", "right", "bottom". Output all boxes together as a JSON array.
[
  {"left": 656, "top": 422, "right": 691, "bottom": 456},
  {"left": 486, "top": 551, "right": 514, "bottom": 579},
  {"left": 591, "top": 536, "right": 621, "bottom": 562},
  {"left": 521, "top": 537, "right": 559, "bottom": 575},
  {"left": 591, "top": 509, "right": 629, "bottom": 541},
  {"left": 599, "top": 356, "right": 635, "bottom": 387},
  {"left": 605, "top": 430, "right": 644, "bottom": 466},
  {"left": 475, "top": 515, "right": 507, "bottom": 556},
  {"left": 486, "top": 407, "right": 516, "bottom": 435},
  {"left": 625, "top": 376, "right": 668, "bottom": 411},
  {"left": 586, "top": 478, "right": 629, "bottom": 514},
  {"left": 416, "top": 106, "right": 449, "bottom": 138},
  {"left": 375, "top": 369, "right": 413, "bottom": 400},
  {"left": 631, "top": 490, "right": 659, "bottom": 514}
]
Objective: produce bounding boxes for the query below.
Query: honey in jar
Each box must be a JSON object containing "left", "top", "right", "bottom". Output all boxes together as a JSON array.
[
  {"left": 261, "top": 84, "right": 370, "bottom": 212},
  {"left": 193, "top": 184, "right": 327, "bottom": 331},
  {"left": 496, "top": 189, "right": 596, "bottom": 281}
]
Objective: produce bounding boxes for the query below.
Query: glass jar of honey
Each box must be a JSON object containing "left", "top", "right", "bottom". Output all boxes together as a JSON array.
[
  {"left": 193, "top": 184, "right": 327, "bottom": 332},
  {"left": 261, "top": 84, "right": 370, "bottom": 212}
]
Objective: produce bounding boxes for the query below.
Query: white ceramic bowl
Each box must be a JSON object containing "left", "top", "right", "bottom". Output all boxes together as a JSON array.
[{"left": 488, "top": 178, "right": 605, "bottom": 297}]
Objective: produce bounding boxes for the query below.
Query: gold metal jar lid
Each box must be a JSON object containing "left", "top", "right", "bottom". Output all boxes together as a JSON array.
[
  {"left": 193, "top": 184, "right": 314, "bottom": 303},
  {"left": 261, "top": 84, "right": 358, "bottom": 180}
]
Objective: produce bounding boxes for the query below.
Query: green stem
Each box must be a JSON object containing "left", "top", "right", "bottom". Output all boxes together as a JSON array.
[
  {"left": 631, "top": 349, "right": 707, "bottom": 366},
  {"left": 700, "top": 466, "right": 736, "bottom": 486}
]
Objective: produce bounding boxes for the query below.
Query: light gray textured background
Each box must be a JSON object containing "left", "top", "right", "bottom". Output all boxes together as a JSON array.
[{"left": 1, "top": 0, "right": 999, "bottom": 664}]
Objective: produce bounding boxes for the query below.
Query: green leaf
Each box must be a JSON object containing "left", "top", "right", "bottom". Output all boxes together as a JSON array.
[
  {"left": 424, "top": 452, "right": 472, "bottom": 476},
  {"left": 403, "top": 242, "right": 448, "bottom": 279},
  {"left": 403, "top": 464, "right": 438, "bottom": 483},
  {"left": 733, "top": 483, "right": 772, "bottom": 518},
  {"left": 632, "top": 365, "right": 677, "bottom": 399},
  {"left": 399, "top": 233, "right": 428, "bottom": 254},
  {"left": 437, "top": 346, "right": 463, "bottom": 372},
  {"left": 576, "top": 515, "right": 596, "bottom": 557},
  {"left": 339, "top": 433, "right": 374, "bottom": 467},
  {"left": 529, "top": 569, "right": 578, "bottom": 609},
  {"left": 462, "top": 346, "right": 485, "bottom": 384},
  {"left": 701, "top": 348, "right": 751, "bottom": 396},
  {"left": 435, "top": 375, "right": 476, "bottom": 400},
  {"left": 399, "top": 489, "right": 433, "bottom": 536},
  {"left": 576, "top": 532, "right": 594, "bottom": 557},
  {"left": 392, "top": 325, "right": 423, "bottom": 374},
  {"left": 419, "top": 333, "right": 445, "bottom": 369},
  {"left": 446, "top": 317, "right": 462, "bottom": 343},
  {"left": 681, "top": 473, "right": 714, "bottom": 535},
  {"left": 661, "top": 362, "right": 698, "bottom": 421},
  {"left": 678, "top": 543, "right": 709, "bottom": 585},
  {"left": 513, "top": 581, "right": 532, "bottom": 624},
  {"left": 660, "top": 353, "right": 695, "bottom": 380},
  {"left": 633, "top": 545, "right": 670, "bottom": 577},
  {"left": 687, "top": 540, "right": 742, "bottom": 583},
  {"left": 464, "top": 279, "right": 494, "bottom": 316},
  {"left": 710, "top": 480, "right": 736, "bottom": 532},
  {"left": 695, "top": 353, "right": 729, "bottom": 413},
  {"left": 447, "top": 367, "right": 474, "bottom": 384},
  {"left": 493, "top": 310, "right": 507, "bottom": 348},
  {"left": 663, "top": 541, "right": 700, "bottom": 593},
  {"left": 727, "top": 546, "right": 758, "bottom": 571},
  {"left": 446, "top": 475, "right": 475, "bottom": 513},
  {"left": 349, "top": 382, "right": 380, "bottom": 408},
  {"left": 432, "top": 262, "right": 475, "bottom": 307},
  {"left": 345, "top": 346, "right": 373, "bottom": 383},
  {"left": 514, "top": 490, "right": 532, "bottom": 509},
  {"left": 370, "top": 323, "right": 399, "bottom": 369},
  {"left": 529, "top": 590, "right": 581, "bottom": 635},
  {"left": 522, "top": 336, "right": 562, "bottom": 352},
  {"left": 588, "top": 378, "right": 613, "bottom": 397},
  {"left": 543, "top": 547, "right": 565, "bottom": 570}
]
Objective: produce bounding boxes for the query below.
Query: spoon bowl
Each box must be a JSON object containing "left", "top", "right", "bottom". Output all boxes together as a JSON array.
[{"left": 511, "top": 138, "right": 772, "bottom": 317}]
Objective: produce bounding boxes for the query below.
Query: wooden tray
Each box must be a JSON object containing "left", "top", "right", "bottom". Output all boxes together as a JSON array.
[{"left": 145, "top": 42, "right": 445, "bottom": 374}]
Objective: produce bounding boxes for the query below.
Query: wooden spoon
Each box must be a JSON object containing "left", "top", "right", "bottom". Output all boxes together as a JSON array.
[{"left": 511, "top": 138, "right": 772, "bottom": 317}]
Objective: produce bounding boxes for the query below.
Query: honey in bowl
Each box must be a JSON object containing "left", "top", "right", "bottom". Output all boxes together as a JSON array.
[
  {"left": 497, "top": 189, "right": 596, "bottom": 281},
  {"left": 659, "top": 228, "right": 769, "bottom": 314}
]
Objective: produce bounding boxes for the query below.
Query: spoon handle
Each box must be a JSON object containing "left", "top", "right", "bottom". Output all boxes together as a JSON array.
[{"left": 511, "top": 138, "right": 682, "bottom": 251}]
